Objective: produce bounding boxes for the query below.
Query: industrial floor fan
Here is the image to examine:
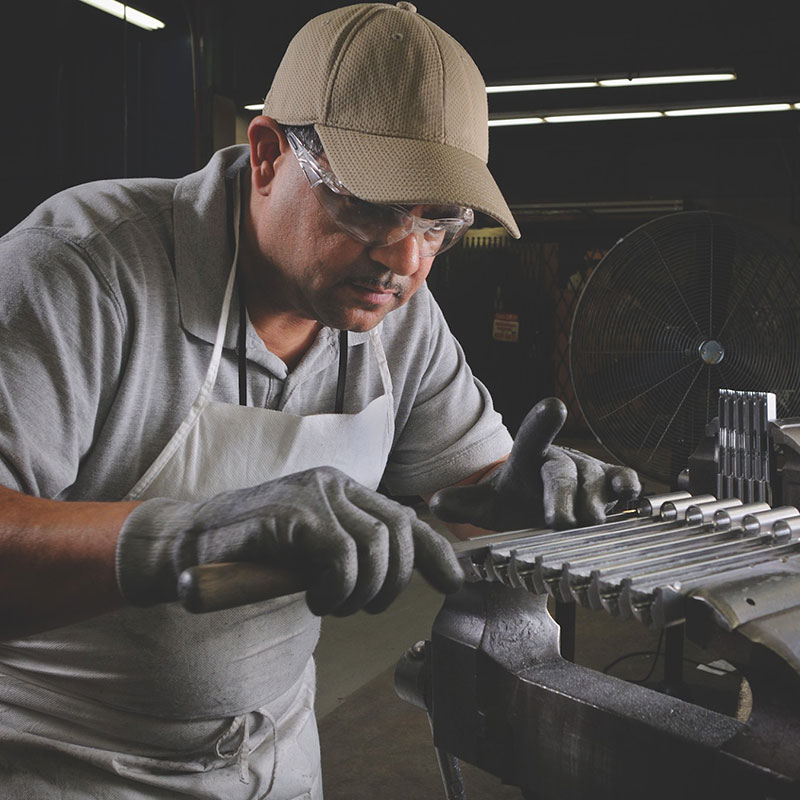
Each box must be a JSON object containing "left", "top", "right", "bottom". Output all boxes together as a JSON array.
[{"left": 569, "top": 210, "right": 800, "bottom": 485}]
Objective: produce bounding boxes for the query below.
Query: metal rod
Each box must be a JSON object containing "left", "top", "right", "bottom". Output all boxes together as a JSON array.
[{"left": 429, "top": 716, "right": 468, "bottom": 800}]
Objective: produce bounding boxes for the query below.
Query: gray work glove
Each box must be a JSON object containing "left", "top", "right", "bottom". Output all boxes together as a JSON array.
[
  {"left": 429, "top": 398, "right": 641, "bottom": 531},
  {"left": 116, "top": 466, "right": 464, "bottom": 616}
]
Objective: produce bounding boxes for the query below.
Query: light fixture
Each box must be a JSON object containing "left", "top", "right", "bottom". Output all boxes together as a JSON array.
[
  {"left": 489, "top": 98, "right": 799, "bottom": 126},
  {"left": 486, "top": 70, "right": 735, "bottom": 94},
  {"left": 544, "top": 111, "right": 664, "bottom": 123},
  {"left": 244, "top": 103, "right": 263, "bottom": 111},
  {"left": 486, "top": 116, "right": 546, "bottom": 127},
  {"left": 598, "top": 73, "right": 735, "bottom": 87},
  {"left": 511, "top": 199, "right": 685, "bottom": 217},
  {"left": 77, "top": 0, "right": 165, "bottom": 31},
  {"left": 664, "top": 102, "right": 793, "bottom": 117},
  {"left": 487, "top": 81, "right": 598, "bottom": 94}
]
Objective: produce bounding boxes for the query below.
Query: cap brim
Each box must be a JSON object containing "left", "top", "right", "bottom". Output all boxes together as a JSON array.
[{"left": 316, "top": 125, "right": 520, "bottom": 239}]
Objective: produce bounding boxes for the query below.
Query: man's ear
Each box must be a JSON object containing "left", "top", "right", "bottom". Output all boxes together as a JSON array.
[{"left": 248, "top": 116, "right": 288, "bottom": 195}]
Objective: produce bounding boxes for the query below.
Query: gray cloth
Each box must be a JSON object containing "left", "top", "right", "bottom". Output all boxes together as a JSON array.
[{"left": 0, "top": 145, "right": 512, "bottom": 502}]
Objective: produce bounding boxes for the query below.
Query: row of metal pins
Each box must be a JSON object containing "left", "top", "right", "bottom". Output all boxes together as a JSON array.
[
  {"left": 522, "top": 501, "right": 799, "bottom": 612},
  {"left": 610, "top": 531, "right": 800, "bottom": 628},
  {"left": 459, "top": 492, "right": 800, "bottom": 629},
  {"left": 456, "top": 491, "right": 699, "bottom": 580},
  {"left": 505, "top": 498, "right": 749, "bottom": 600},
  {"left": 472, "top": 492, "right": 707, "bottom": 584}
]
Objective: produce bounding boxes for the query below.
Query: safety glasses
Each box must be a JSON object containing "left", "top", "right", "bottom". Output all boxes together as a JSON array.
[{"left": 286, "top": 131, "right": 474, "bottom": 257}]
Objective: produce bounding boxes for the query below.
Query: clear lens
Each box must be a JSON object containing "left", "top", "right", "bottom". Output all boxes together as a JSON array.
[{"left": 287, "top": 131, "right": 473, "bottom": 256}]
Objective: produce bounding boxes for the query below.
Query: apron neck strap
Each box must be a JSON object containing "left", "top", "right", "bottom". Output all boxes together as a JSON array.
[
  {"left": 334, "top": 330, "right": 348, "bottom": 414},
  {"left": 236, "top": 286, "right": 349, "bottom": 413},
  {"left": 238, "top": 272, "right": 248, "bottom": 406}
]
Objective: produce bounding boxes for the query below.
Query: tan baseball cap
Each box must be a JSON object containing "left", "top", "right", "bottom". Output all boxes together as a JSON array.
[{"left": 263, "top": 2, "right": 520, "bottom": 238}]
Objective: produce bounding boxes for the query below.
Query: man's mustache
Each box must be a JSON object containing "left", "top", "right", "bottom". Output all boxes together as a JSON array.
[{"left": 347, "top": 273, "right": 406, "bottom": 297}]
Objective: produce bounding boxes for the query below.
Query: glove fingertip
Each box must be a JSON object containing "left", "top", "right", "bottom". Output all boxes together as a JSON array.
[
  {"left": 305, "top": 593, "right": 336, "bottom": 617},
  {"left": 305, "top": 562, "right": 356, "bottom": 617},
  {"left": 422, "top": 565, "right": 465, "bottom": 596},
  {"left": 418, "top": 554, "right": 465, "bottom": 594},
  {"left": 546, "top": 509, "right": 577, "bottom": 531},
  {"left": 514, "top": 398, "right": 568, "bottom": 461},
  {"left": 612, "top": 476, "right": 642, "bottom": 501},
  {"left": 412, "top": 528, "right": 465, "bottom": 594}
]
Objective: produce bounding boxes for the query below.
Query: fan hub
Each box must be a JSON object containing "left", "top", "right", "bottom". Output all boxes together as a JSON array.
[{"left": 698, "top": 339, "right": 725, "bottom": 365}]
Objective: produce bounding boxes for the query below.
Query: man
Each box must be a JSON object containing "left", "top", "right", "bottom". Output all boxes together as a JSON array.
[{"left": 0, "top": 2, "right": 638, "bottom": 797}]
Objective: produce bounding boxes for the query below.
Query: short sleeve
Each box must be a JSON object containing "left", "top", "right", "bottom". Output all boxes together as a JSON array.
[
  {"left": 0, "top": 228, "right": 125, "bottom": 497},
  {"left": 381, "top": 289, "right": 513, "bottom": 496}
]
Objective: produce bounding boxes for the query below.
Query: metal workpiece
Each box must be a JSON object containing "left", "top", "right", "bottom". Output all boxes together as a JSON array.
[
  {"left": 588, "top": 530, "right": 800, "bottom": 627},
  {"left": 457, "top": 511, "right": 665, "bottom": 586},
  {"left": 458, "top": 492, "right": 800, "bottom": 630},
  {"left": 713, "top": 501, "right": 771, "bottom": 529},
  {"left": 635, "top": 490, "right": 692, "bottom": 516},
  {"left": 454, "top": 494, "right": 800, "bottom": 630},
  {"left": 773, "top": 515, "right": 800, "bottom": 539},
  {"left": 684, "top": 497, "right": 741, "bottom": 524},
  {"left": 659, "top": 493, "right": 716, "bottom": 520},
  {"left": 506, "top": 518, "right": 682, "bottom": 597},
  {"left": 741, "top": 506, "right": 800, "bottom": 537}
]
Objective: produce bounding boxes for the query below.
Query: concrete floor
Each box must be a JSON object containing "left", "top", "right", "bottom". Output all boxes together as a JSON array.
[{"left": 314, "top": 492, "right": 746, "bottom": 800}]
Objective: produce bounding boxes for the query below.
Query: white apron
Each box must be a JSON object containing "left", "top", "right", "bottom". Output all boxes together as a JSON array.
[{"left": 0, "top": 177, "right": 395, "bottom": 799}]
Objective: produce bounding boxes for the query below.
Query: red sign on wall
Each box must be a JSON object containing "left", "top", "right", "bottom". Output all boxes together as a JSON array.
[{"left": 492, "top": 312, "right": 520, "bottom": 342}]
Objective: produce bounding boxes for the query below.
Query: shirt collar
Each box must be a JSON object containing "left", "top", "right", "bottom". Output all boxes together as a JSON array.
[{"left": 173, "top": 144, "right": 246, "bottom": 349}]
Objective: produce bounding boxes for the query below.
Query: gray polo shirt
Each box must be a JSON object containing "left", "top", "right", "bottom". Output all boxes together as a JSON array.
[{"left": 0, "top": 146, "right": 512, "bottom": 502}]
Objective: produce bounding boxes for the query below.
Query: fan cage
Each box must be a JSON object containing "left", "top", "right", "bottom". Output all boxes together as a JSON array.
[{"left": 569, "top": 211, "right": 800, "bottom": 484}]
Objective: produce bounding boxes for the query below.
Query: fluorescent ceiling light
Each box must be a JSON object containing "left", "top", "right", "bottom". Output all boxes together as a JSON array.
[
  {"left": 244, "top": 104, "right": 262, "bottom": 111},
  {"left": 544, "top": 111, "right": 664, "bottom": 123},
  {"left": 77, "top": 0, "right": 165, "bottom": 30},
  {"left": 512, "top": 199, "right": 685, "bottom": 216},
  {"left": 487, "top": 82, "right": 597, "bottom": 94},
  {"left": 488, "top": 116, "right": 545, "bottom": 127},
  {"left": 486, "top": 71, "right": 736, "bottom": 94},
  {"left": 664, "top": 102, "right": 793, "bottom": 116},
  {"left": 491, "top": 99, "right": 799, "bottom": 126},
  {"left": 598, "top": 73, "right": 735, "bottom": 87}
]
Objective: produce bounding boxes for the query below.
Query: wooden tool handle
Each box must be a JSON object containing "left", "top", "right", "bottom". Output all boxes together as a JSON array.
[{"left": 178, "top": 562, "right": 307, "bottom": 613}]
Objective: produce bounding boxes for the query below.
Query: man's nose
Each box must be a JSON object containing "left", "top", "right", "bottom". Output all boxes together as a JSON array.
[{"left": 368, "top": 232, "right": 426, "bottom": 276}]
